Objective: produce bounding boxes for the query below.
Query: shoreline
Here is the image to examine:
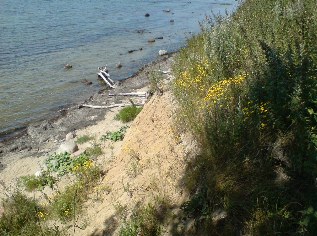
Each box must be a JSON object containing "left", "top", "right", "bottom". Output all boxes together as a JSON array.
[
  {"left": 0, "top": 53, "right": 175, "bottom": 171},
  {"left": 0, "top": 51, "right": 177, "bottom": 142}
]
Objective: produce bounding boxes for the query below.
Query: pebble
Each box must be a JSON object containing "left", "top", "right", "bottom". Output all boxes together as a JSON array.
[{"left": 159, "top": 50, "right": 168, "bottom": 56}]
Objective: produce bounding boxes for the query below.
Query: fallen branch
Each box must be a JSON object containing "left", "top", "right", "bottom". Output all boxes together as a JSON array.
[
  {"left": 108, "top": 92, "right": 148, "bottom": 98},
  {"left": 81, "top": 103, "right": 144, "bottom": 109}
]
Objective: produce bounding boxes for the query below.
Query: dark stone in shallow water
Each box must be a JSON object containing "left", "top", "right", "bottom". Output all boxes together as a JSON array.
[
  {"left": 145, "top": 13, "right": 150, "bottom": 17},
  {"left": 81, "top": 79, "right": 93, "bottom": 85}
]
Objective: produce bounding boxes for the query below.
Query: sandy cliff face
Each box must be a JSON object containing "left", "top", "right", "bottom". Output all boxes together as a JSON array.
[{"left": 79, "top": 90, "right": 198, "bottom": 235}]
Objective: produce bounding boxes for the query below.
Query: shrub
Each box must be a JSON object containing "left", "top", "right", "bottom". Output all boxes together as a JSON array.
[
  {"left": 0, "top": 192, "right": 60, "bottom": 235},
  {"left": 20, "top": 172, "right": 56, "bottom": 191},
  {"left": 51, "top": 160, "right": 101, "bottom": 221},
  {"left": 115, "top": 106, "right": 142, "bottom": 123},
  {"left": 172, "top": 0, "right": 317, "bottom": 234},
  {"left": 119, "top": 204, "right": 163, "bottom": 236}
]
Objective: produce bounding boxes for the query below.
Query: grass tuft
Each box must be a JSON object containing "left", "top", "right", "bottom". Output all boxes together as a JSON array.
[
  {"left": 115, "top": 106, "right": 142, "bottom": 123},
  {"left": 76, "top": 135, "right": 94, "bottom": 144}
]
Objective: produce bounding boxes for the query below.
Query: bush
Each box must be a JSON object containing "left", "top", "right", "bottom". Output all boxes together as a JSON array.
[
  {"left": 172, "top": 0, "right": 317, "bottom": 234},
  {"left": 120, "top": 204, "right": 163, "bottom": 236},
  {"left": 20, "top": 172, "right": 56, "bottom": 191},
  {"left": 0, "top": 192, "right": 60, "bottom": 235},
  {"left": 115, "top": 106, "right": 142, "bottom": 123},
  {"left": 51, "top": 162, "right": 101, "bottom": 221}
]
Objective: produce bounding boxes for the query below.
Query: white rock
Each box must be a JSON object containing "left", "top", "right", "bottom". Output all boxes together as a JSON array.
[
  {"left": 57, "top": 140, "right": 78, "bottom": 154},
  {"left": 65, "top": 132, "right": 75, "bottom": 141},
  {"left": 159, "top": 50, "right": 168, "bottom": 56}
]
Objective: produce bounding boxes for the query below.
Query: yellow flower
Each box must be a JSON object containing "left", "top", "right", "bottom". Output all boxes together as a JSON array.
[{"left": 37, "top": 211, "right": 46, "bottom": 220}]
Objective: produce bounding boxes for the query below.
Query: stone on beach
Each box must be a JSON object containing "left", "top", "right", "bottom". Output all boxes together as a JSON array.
[
  {"left": 65, "top": 132, "right": 76, "bottom": 141},
  {"left": 57, "top": 140, "right": 78, "bottom": 154}
]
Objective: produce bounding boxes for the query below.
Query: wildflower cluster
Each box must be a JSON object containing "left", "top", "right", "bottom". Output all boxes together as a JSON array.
[
  {"left": 36, "top": 211, "right": 47, "bottom": 220},
  {"left": 72, "top": 159, "right": 94, "bottom": 173},
  {"left": 242, "top": 100, "right": 270, "bottom": 130},
  {"left": 175, "top": 61, "right": 209, "bottom": 92},
  {"left": 204, "top": 75, "right": 245, "bottom": 103}
]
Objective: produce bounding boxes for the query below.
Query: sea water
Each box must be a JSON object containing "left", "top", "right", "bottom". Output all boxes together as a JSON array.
[{"left": 0, "top": 0, "right": 237, "bottom": 136}]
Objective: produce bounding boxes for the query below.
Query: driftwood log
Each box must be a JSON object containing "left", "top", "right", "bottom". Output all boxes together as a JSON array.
[{"left": 81, "top": 103, "right": 144, "bottom": 109}]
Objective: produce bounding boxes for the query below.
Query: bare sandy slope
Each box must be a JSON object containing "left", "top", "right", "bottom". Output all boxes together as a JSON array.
[{"left": 71, "top": 88, "right": 198, "bottom": 235}]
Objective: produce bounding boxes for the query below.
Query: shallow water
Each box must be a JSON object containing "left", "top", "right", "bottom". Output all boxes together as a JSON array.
[{"left": 0, "top": 0, "right": 237, "bottom": 135}]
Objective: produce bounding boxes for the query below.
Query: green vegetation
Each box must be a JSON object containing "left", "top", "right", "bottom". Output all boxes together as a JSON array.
[
  {"left": 119, "top": 203, "right": 166, "bottom": 236},
  {"left": 0, "top": 192, "right": 61, "bottom": 236},
  {"left": 76, "top": 135, "right": 94, "bottom": 144},
  {"left": 0, "top": 149, "right": 102, "bottom": 234},
  {"left": 45, "top": 152, "right": 73, "bottom": 176},
  {"left": 149, "top": 71, "right": 164, "bottom": 95},
  {"left": 50, "top": 153, "right": 101, "bottom": 221},
  {"left": 20, "top": 172, "right": 56, "bottom": 191},
  {"left": 101, "top": 126, "right": 129, "bottom": 142},
  {"left": 115, "top": 106, "right": 142, "bottom": 123},
  {"left": 173, "top": 0, "right": 317, "bottom": 234},
  {"left": 84, "top": 145, "right": 103, "bottom": 158},
  {"left": 45, "top": 152, "right": 99, "bottom": 176}
]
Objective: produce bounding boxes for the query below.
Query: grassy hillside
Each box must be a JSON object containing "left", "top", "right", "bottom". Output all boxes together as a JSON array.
[{"left": 173, "top": 0, "right": 317, "bottom": 234}]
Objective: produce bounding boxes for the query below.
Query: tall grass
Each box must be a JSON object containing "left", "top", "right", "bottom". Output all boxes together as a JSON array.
[{"left": 173, "top": 0, "right": 317, "bottom": 234}]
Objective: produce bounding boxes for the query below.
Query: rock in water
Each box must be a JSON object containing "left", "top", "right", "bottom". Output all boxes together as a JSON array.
[
  {"left": 159, "top": 50, "right": 168, "bottom": 56},
  {"left": 116, "top": 62, "right": 123, "bottom": 69},
  {"left": 145, "top": 13, "right": 150, "bottom": 17},
  {"left": 64, "top": 64, "right": 73, "bottom": 69},
  {"left": 57, "top": 140, "right": 78, "bottom": 154}
]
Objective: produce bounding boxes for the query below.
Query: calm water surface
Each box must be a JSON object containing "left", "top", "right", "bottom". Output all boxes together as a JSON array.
[{"left": 0, "top": 0, "right": 237, "bottom": 135}]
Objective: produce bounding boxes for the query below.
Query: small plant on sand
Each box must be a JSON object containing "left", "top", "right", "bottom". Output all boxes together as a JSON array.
[
  {"left": 119, "top": 202, "right": 167, "bottom": 236},
  {"left": 76, "top": 135, "right": 94, "bottom": 144},
  {"left": 0, "top": 191, "right": 59, "bottom": 235},
  {"left": 115, "top": 106, "right": 142, "bottom": 123},
  {"left": 45, "top": 152, "right": 73, "bottom": 176},
  {"left": 101, "top": 126, "right": 129, "bottom": 142},
  {"left": 45, "top": 152, "right": 98, "bottom": 176},
  {"left": 51, "top": 162, "right": 101, "bottom": 221},
  {"left": 20, "top": 172, "right": 56, "bottom": 191},
  {"left": 84, "top": 145, "right": 103, "bottom": 158}
]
